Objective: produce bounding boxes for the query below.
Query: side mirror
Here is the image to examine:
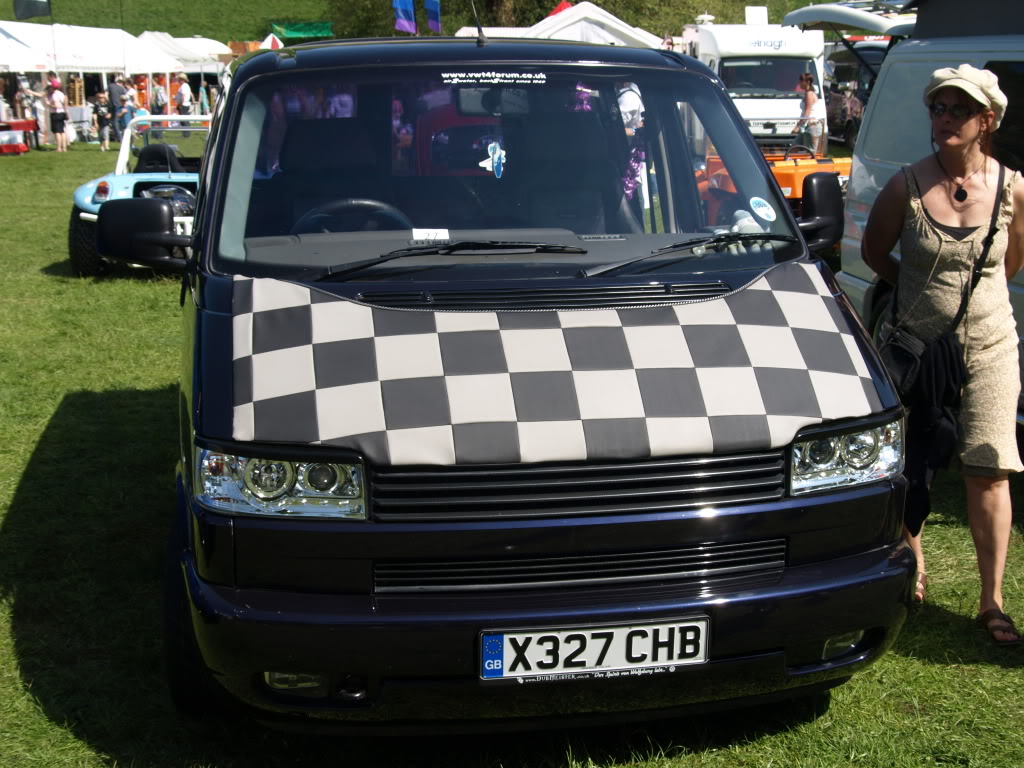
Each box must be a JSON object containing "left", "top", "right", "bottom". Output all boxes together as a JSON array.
[
  {"left": 798, "top": 172, "right": 844, "bottom": 253},
  {"left": 97, "top": 198, "right": 191, "bottom": 272}
]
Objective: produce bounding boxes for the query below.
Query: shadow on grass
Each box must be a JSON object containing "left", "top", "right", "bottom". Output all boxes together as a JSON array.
[
  {"left": 0, "top": 388, "right": 831, "bottom": 766},
  {"left": 40, "top": 259, "right": 180, "bottom": 282},
  {"left": 892, "top": 603, "right": 1024, "bottom": 668}
]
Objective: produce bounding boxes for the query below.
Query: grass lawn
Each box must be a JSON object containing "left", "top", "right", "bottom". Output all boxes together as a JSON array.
[{"left": 0, "top": 142, "right": 1022, "bottom": 768}]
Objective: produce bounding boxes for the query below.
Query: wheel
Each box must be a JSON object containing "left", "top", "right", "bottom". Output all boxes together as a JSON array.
[
  {"left": 290, "top": 198, "right": 414, "bottom": 235},
  {"left": 162, "top": 523, "right": 226, "bottom": 728},
  {"left": 845, "top": 120, "right": 859, "bottom": 150},
  {"left": 68, "top": 205, "right": 108, "bottom": 277}
]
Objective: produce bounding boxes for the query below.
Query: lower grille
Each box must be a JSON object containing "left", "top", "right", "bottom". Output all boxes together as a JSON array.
[
  {"left": 374, "top": 538, "right": 787, "bottom": 593},
  {"left": 370, "top": 450, "right": 786, "bottom": 522}
]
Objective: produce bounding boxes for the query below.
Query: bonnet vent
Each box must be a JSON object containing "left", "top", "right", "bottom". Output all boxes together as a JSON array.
[{"left": 357, "top": 282, "right": 731, "bottom": 310}]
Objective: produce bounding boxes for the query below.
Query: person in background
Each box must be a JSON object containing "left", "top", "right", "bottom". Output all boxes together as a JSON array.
[
  {"left": 47, "top": 81, "right": 68, "bottom": 152},
  {"left": 92, "top": 91, "right": 113, "bottom": 151},
  {"left": 151, "top": 75, "right": 168, "bottom": 115},
  {"left": 861, "top": 64, "right": 1022, "bottom": 646},
  {"left": 107, "top": 76, "right": 126, "bottom": 141},
  {"left": 116, "top": 93, "right": 133, "bottom": 133},
  {"left": 198, "top": 80, "right": 210, "bottom": 115},
  {"left": 125, "top": 78, "right": 139, "bottom": 108},
  {"left": 174, "top": 73, "right": 193, "bottom": 116},
  {"left": 794, "top": 72, "right": 822, "bottom": 153}
]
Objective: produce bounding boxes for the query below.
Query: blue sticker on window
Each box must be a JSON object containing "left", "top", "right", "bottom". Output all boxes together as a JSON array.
[
  {"left": 481, "top": 633, "right": 505, "bottom": 678},
  {"left": 479, "top": 140, "right": 506, "bottom": 178}
]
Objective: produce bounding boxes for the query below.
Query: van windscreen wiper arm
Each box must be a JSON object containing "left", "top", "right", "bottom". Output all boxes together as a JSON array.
[
  {"left": 299, "top": 241, "right": 588, "bottom": 282},
  {"left": 578, "top": 232, "right": 800, "bottom": 278}
]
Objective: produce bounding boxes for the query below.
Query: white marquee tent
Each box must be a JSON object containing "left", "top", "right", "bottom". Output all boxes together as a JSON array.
[
  {"left": 455, "top": 1, "right": 663, "bottom": 48},
  {"left": 0, "top": 24, "right": 46, "bottom": 72},
  {"left": 0, "top": 20, "right": 184, "bottom": 74},
  {"left": 137, "top": 31, "right": 228, "bottom": 74}
]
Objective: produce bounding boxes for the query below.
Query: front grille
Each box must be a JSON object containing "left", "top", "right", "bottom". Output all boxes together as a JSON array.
[
  {"left": 374, "top": 538, "right": 787, "bottom": 593},
  {"left": 357, "top": 282, "right": 731, "bottom": 309},
  {"left": 370, "top": 450, "right": 786, "bottom": 523}
]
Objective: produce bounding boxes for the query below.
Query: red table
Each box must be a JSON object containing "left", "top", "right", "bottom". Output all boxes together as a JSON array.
[{"left": 0, "top": 119, "right": 39, "bottom": 154}]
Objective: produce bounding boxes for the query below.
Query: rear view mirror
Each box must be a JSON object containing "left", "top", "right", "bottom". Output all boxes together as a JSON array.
[
  {"left": 97, "top": 198, "right": 191, "bottom": 272},
  {"left": 798, "top": 172, "right": 844, "bottom": 253},
  {"left": 456, "top": 86, "right": 530, "bottom": 116}
]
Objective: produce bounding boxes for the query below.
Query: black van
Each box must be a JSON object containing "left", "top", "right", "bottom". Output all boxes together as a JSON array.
[{"left": 97, "top": 37, "right": 913, "bottom": 730}]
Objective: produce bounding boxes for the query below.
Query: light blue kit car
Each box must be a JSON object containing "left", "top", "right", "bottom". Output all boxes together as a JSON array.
[{"left": 69, "top": 114, "right": 209, "bottom": 275}]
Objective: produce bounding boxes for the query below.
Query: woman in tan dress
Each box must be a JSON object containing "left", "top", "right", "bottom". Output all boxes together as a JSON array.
[{"left": 863, "top": 64, "right": 1024, "bottom": 645}]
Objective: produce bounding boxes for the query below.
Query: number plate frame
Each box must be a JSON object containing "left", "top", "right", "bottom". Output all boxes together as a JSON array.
[{"left": 479, "top": 617, "right": 710, "bottom": 683}]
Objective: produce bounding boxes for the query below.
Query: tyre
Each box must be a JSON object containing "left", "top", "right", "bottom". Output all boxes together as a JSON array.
[
  {"left": 162, "top": 525, "right": 225, "bottom": 728},
  {"left": 68, "top": 205, "right": 108, "bottom": 277},
  {"left": 845, "top": 120, "right": 859, "bottom": 150}
]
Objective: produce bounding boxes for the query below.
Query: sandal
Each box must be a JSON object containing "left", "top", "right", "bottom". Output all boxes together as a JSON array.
[
  {"left": 975, "top": 609, "right": 1022, "bottom": 646},
  {"left": 913, "top": 572, "right": 927, "bottom": 603}
]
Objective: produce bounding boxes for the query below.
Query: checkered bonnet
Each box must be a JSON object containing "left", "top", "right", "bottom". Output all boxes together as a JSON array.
[{"left": 231, "top": 261, "right": 883, "bottom": 465}]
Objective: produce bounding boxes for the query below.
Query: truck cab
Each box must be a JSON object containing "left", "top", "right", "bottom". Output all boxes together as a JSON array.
[{"left": 686, "top": 21, "right": 827, "bottom": 149}]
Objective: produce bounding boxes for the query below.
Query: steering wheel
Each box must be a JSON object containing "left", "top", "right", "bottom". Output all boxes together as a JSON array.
[
  {"left": 290, "top": 198, "right": 414, "bottom": 235},
  {"left": 784, "top": 144, "right": 816, "bottom": 160}
]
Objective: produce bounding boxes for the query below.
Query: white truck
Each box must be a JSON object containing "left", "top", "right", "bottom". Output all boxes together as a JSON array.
[{"left": 685, "top": 15, "right": 828, "bottom": 149}]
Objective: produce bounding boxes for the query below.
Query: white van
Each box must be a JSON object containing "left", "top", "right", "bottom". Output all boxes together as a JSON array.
[
  {"left": 836, "top": 34, "right": 1024, "bottom": 418},
  {"left": 686, "top": 21, "right": 827, "bottom": 147}
]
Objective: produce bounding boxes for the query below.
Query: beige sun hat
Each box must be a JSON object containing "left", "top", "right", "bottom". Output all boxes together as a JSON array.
[{"left": 923, "top": 63, "right": 1007, "bottom": 130}]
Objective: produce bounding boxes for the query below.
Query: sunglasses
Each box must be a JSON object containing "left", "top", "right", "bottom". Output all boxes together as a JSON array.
[{"left": 927, "top": 102, "right": 980, "bottom": 120}]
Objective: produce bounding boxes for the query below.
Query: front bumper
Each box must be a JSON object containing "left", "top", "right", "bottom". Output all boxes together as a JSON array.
[{"left": 180, "top": 539, "right": 913, "bottom": 729}]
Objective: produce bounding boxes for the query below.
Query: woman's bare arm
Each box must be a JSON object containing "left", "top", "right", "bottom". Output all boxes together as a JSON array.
[
  {"left": 861, "top": 169, "right": 907, "bottom": 286},
  {"left": 1004, "top": 177, "right": 1024, "bottom": 280}
]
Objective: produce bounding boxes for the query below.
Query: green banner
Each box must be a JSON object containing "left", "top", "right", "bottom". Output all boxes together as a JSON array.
[{"left": 270, "top": 22, "right": 334, "bottom": 40}]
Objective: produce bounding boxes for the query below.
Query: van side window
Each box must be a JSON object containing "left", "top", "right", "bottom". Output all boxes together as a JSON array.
[
  {"left": 861, "top": 61, "right": 938, "bottom": 164},
  {"left": 984, "top": 61, "right": 1024, "bottom": 172}
]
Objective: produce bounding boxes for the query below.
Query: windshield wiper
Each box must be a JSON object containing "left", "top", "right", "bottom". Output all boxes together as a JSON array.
[
  {"left": 578, "top": 232, "right": 800, "bottom": 278},
  {"left": 298, "top": 241, "right": 588, "bottom": 282}
]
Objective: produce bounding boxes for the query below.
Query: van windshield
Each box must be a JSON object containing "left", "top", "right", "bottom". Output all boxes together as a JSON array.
[
  {"left": 720, "top": 56, "right": 815, "bottom": 98},
  {"left": 215, "top": 65, "right": 800, "bottom": 280}
]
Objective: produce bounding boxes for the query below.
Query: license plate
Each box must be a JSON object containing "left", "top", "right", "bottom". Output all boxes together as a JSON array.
[{"left": 479, "top": 618, "right": 709, "bottom": 682}]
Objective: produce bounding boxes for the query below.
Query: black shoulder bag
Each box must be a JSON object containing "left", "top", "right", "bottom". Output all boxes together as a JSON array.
[{"left": 877, "top": 163, "right": 1005, "bottom": 400}]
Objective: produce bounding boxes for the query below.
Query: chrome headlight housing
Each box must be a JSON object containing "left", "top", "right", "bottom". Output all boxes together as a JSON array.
[
  {"left": 194, "top": 448, "right": 365, "bottom": 519},
  {"left": 791, "top": 419, "right": 903, "bottom": 494}
]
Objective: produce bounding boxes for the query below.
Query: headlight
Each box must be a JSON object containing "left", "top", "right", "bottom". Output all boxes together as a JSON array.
[
  {"left": 194, "top": 448, "right": 365, "bottom": 519},
  {"left": 791, "top": 420, "right": 903, "bottom": 494}
]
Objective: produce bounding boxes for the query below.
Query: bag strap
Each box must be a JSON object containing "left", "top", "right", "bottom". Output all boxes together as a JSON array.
[{"left": 950, "top": 162, "right": 1004, "bottom": 331}]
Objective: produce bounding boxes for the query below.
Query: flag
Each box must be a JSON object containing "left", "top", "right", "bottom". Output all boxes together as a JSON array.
[
  {"left": 393, "top": 0, "right": 417, "bottom": 34},
  {"left": 424, "top": 0, "right": 441, "bottom": 34},
  {"left": 13, "top": 0, "right": 50, "bottom": 19}
]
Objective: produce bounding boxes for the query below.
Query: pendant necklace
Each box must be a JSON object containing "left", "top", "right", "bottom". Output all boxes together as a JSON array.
[{"left": 934, "top": 153, "right": 983, "bottom": 203}]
